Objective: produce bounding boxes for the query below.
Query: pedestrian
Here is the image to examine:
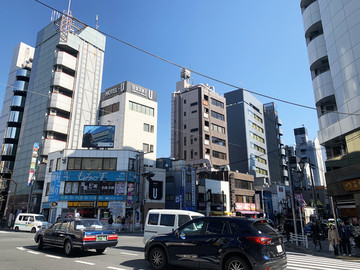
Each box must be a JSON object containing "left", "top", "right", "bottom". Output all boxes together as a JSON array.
[
  {"left": 121, "top": 216, "right": 125, "bottom": 231},
  {"left": 108, "top": 214, "right": 114, "bottom": 229},
  {"left": 338, "top": 220, "right": 352, "bottom": 256},
  {"left": 311, "top": 220, "right": 321, "bottom": 248},
  {"left": 328, "top": 224, "right": 340, "bottom": 256},
  {"left": 284, "top": 221, "right": 291, "bottom": 241},
  {"left": 56, "top": 215, "right": 61, "bottom": 221}
]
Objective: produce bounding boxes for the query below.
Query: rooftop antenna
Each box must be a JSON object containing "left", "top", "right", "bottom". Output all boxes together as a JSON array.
[
  {"left": 67, "top": 0, "right": 72, "bottom": 15},
  {"left": 96, "top": 14, "right": 99, "bottom": 30}
]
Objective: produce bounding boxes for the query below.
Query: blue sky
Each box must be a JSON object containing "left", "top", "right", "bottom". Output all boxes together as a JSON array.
[{"left": 0, "top": 0, "right": 318, "bottom": 158}]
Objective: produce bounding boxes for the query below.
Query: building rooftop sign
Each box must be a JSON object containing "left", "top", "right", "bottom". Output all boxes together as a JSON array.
[{"left": 102, "top": 81, "right": 157, "bottom": 102}]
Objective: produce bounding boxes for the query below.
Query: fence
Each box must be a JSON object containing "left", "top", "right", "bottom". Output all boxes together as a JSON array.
[{"left": 290, "top": 232, "right": 309, "bottom": 249}]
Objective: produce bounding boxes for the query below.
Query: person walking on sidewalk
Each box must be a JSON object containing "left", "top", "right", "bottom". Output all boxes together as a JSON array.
[
  {"left": 338, "top": 220, "right": 352, "bottom": 256},
  {"left": 328, "top": 224, "right": 340, "bottom": 256},
  {"left": 311, "top": 220, "right": 321, "bottom": 249}
]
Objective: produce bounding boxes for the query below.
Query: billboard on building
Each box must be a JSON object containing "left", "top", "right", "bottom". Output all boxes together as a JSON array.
[
  {"left": 82, "top": 125, "right": 115, "bottom": 148},
  {"left": 27, "top": 142, "right": 39, "bottom": 186}
]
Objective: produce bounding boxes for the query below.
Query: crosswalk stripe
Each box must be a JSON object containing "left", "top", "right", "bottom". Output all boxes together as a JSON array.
[{"left": 287, "top": 253, "right": 360, "bottom": 270}]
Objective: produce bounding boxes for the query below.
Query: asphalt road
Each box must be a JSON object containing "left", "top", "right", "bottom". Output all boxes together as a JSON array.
[{"left": 0, "top": 230, "right": 152, "bottom": 270}]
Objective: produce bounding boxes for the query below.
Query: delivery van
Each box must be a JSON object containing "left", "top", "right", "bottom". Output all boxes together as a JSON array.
[
  {"left": 13, "top": 213, "right": 49, "bottom": 233},
  {"left": 143, "top": 209, "right": 204, "bottom": 244}
]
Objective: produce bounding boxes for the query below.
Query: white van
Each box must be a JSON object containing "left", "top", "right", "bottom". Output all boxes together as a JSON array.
[
  {"left": 13, "top": 213, "right": 49, "bottom": 233},
  {"left": 143, "top": 209, "right": 204, "bottom": 244}
]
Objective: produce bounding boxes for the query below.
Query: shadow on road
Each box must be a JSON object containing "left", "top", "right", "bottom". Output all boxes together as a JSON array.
[
  {"left": 114, "top": 245, "right": 144, "bottom": 253},
  {"left": 23, "top": 245, "right": 108, "bottom": 258}
]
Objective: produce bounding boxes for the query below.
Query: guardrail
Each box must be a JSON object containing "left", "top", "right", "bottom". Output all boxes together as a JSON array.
[{"left": 290, "top": 232, "right": 309, "bottom": 249}]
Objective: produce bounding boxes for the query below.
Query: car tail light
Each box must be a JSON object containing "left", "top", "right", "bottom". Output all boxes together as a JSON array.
[
  {"left": 107, "top": 234, "right": 118, "bottom": 241},
  {"left": 246, "top": 236, "right": 272, "bottom": 245},
  {"left": 83, "top": 234, "right": 97, "bottom": 241}
]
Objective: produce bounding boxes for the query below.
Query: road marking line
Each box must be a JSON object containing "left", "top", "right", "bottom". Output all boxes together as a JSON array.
[
  {"left": 0, "top": 231, "right": 10, "bottom": 233},
  {"left": 27, "top": 251, "right": 40, "bottom": 255},
  {"left": 75, "top": 260, "right": 95, "bottom": 265},
  {"left": 120, "top": 252, "right": 138, "bottom": 256},
  {"left": 46, "top": 255, "right": 62, "bottom": 259},
  {"left": 107, "top": 267, "right": 127, "bottom": 270},
  {"left": 16, "top": 247, "right": 26, "bottom": 250}
]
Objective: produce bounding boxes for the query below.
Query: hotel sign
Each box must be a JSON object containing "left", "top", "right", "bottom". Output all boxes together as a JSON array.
[{"left": 103, "top": 81, "right": 157, "bottom": 101}]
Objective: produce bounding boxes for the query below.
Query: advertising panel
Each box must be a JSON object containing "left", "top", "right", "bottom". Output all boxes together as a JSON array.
[
  {"left": 82, "top": 125, "right": 115, "bottom": 148},
  {"left": 27, "top": 142, "right": 39, "bottom": 186}
]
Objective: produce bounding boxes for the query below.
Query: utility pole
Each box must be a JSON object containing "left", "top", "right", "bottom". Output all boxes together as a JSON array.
[{"left": 286, "top": 147, "right": 298, "bottom": 246}]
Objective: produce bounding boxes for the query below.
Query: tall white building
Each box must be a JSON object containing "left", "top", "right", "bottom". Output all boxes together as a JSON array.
[
  {"left": 11, "top": 12, "right": 106, "bottom": 211},
  {"left": 0, "top": 43, "right": 34, "bottom": 217},
  {"left": 300, "top": 0, "right": 360, "bottom": 219},
  {"left": 98, "top": 81, "right": 157, "bottom": 164}
]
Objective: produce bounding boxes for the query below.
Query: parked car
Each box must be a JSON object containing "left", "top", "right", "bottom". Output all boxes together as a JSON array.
[
  {"left": 34, "top": 218, "right": 118, "bottom": 255},
  {"left": 13, "top": 213, "right": 49, "bottom": 233},
  {"left": 144, "top": 216, "right": 287, "bottom": 270},
  {"left": 143, "top": 209, "right": 204, "bottom": 244}
]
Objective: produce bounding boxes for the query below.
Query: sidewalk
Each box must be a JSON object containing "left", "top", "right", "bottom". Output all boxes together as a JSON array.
[{"left": 285, "top": 239, "right": 360, "bottom": 261}]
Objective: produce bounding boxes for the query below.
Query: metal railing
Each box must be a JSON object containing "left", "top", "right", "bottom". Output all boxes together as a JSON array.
[{"left": 290, "top": 232, "right": 309, "bottom": 249}]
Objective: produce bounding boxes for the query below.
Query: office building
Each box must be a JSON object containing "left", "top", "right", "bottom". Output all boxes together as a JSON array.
[
  {"left": 99, "top": 81, "right": 157, "bottom": 164},
  {"left": 300, "top": 0, "right": 360, "bottom": 219},
  {"left": 263, "top": 102, "right": 287, "bottom": 186},
  {"left": 225, "top": 89, "right": 269, "bottom": 180},
  {"left": 171, "top": 69, "right": 229, "bottom": 169},
  {"left": 0, "top": 43, "right": 34, "bottom": 218},
  {"left": 11, "top": 11, "right": 106, "bottom": 212}
]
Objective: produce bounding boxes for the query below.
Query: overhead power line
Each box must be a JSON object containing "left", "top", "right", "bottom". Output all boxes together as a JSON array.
[{"left": 32, "top": 0, "right": 360, "bottom": 118}]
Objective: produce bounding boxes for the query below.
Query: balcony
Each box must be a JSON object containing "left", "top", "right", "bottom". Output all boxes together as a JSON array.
[
  {"left": 42, "top": 138, "right": 66, "bottom": 156},
  {"left": 55, "top": 51, "right": 77, "bottom": 71},
  {"left": 307, "top": 35, "right": 327, "bottom": 68},
  {"left": 53, "top": 71, "right": 74, "bottom": 91},
  {"left": 278, "top": 127, "right": 283, "bottom": 135},
  {"left": 312, "top": 70, "right": 334, "bottom": 103},
  {"left": 50, "top": 93, "right": 72, "bottom": 112},
  {"left": 302, "top": 0, "right": 320, "bottom": 33},
  {"left": 46, "top": 115, "right": 69, "bottom": 135},
  {"left": 16, "top": 68, "right": 30, "bottom": 79}
]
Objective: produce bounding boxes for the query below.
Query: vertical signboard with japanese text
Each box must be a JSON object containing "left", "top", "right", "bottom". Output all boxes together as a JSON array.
[{"left": 27, "top": 142, "right": 39, "bottom": 186}]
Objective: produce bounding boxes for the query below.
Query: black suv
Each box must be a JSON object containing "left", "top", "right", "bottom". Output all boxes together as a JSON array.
[{"left": 144, "top": 216, "right": 286, "bottom": 270}]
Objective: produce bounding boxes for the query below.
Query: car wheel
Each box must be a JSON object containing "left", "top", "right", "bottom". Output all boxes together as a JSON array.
[
  {"left": 96, "top": 248, "right": 106, "bottom": 254},
  {"left": 64, "top": 240, "right": 73, "bottom": 256},
  {"left": 37, "top": 236, "right": 44, "bottom": 250},
  {"left": 149, "top": 247, "right": 167, "bottom": 270},
  {"left": 14, "top": 226, "right": 19, "bottom": 232},
  {"left": 225, "top": 256, "right": 250, "bottom": 270},
  {"left": 31, "top": 227, "right": 36, "bottom": 233}
]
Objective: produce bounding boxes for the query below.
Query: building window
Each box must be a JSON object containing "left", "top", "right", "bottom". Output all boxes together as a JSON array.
[
  {"left": 184, "top": 136, "right": 187, "bottom": 146},
  {"left": 248, "top": 110, "right": 263, "bottom": 123},
  {"left": 56, "top": 158, "right": 61, "bottom": 171},
  {"left": 211, "top": 110, "right": 225, "bottom": 121},
  {"left": 184, "top": 150, "right": 187, "bottom": 159},
  {"left": 103, "top": 158, "right": 117, "bottom": 170},
  {"left": 64, "top": 182, "right": 79, "bottom": 194},
  {"left": 67, "top": 157, "right": 116, "bottom": 170},
  {"left": 129, "top": 101, "right": 154, "bottom": 116},
  {"left": 211, "top": 123, "right": 225, "bottom": 134},
  {"left": 191, "top": 110, "right": 197, "bottom": 113},
  {"left": 184, "top": 124, "right": 187, "bottom": 129},
  {"left": 211, "top": 98, "right": 224, "bottom": 108},
  {"left": 100, "top": 102, "right": 120, "bottom": 116},
  {"left": 184, "top": 112, "right": 186, "bottom": 116},
  {"left": 191, "top": 128, "right": 199, "bottom": 132},
  {"left": 235, "top": 180, "right": 253, "bottom": 190},
  {"left": 191, "top": 150, "right": 193, "bottom": 159},
  {"left": 128, "top": 158, "right": 136, "bottom": 171},
  {"left": 143, "top": 143, "right": 150, "bottom": 152},
  {"left": 212, "top": 136, "right": 226, "bottom": 146},
  {"left": 248, "top": 120, "right": 264, "bottom": 133},
  {"left": 184, "top": 99, "right": 186, "bottom": 104},
  {"left": 254, "top": 167, "right": 268, "bottom": 176},
  {"left": 49, "top": 159, "right": 53, "bottom": 172},
  {"left": 45, "top": 182, "right": 51, "bottom": 196},
  {"left": 250, "top": 131, "right": 265, "bottom": 143},
  {"left": 212, "top": 150, "right": 227, "bottom": 160},
  {"left": 190, "top": 102, "right": 198, "bottom": 106},
  {"left": 250, "top": 142, "right": 266, "bottom": 154}
]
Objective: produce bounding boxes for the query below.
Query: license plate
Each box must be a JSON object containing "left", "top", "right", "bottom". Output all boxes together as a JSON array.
[
  {"left": 97, "top": 235, "right": 107, "bottom": 241},
  {"left": 276, "top": 245, "right": 283, "bottom": 253}
]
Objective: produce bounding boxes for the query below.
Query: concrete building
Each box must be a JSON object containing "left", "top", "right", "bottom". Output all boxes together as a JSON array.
[
  {"left": 294, "top": 127, "right": 326, "bottom": 188},
  {"left": 171, "top": 69, "right": 229, "bottom": 169},
  {"left": 225, "top": 89, "right": 269, "bottom": 179},
  {"left": 41, "top": 149, "right": 165, "bottom": 228},
  {"left": 99, "top": 81, "right": 157, "bottom": 164},
  {"left": 10, "top": 11, "right": 106, "bottom": 213},
  {"left": 264, "top": 102, "right": 287, "bottom": 186},
  {"left": 300, "top": 0, "right": 360, "bottom": 221},
  {"left": 0, "top": 43, "right": 34, "bottom": 219}
]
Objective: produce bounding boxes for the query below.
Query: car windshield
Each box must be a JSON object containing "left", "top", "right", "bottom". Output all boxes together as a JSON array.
[
  {"left": 35, "top": 216, "right": 46, "bottom": 222},
  {"left": 75, "top": 219, "right": 104, "bottom": 230}
]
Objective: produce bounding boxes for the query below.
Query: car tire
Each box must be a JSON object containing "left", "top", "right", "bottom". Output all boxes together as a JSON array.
[
  {"left": 225, "top": 256, "right": 251, "bottom": 270},
  {"left": 64, "top": 240, "right": 73, "bottom": 256},
  {"left": 37, "top": 236, "right": 44, "bottom": 250},
  {"left": 149, "top": 247, "right": 167, "bottom": 270},
  {"left": 31, "top": 227, "right": 36, "bottom": 233},
  {"left": 14, "top": 226, "right": 19, "bottom": 232},
  {"left": 96, "top": 248, "right": 106, "bottom": 254}
]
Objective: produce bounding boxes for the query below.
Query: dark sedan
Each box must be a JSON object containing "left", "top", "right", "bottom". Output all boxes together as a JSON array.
[
  {"left": 34, "top": 218, "right": 118, "bottom": 255},
  {"left": 145, "top": 216, "right": 286, "bottom": 270}
]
